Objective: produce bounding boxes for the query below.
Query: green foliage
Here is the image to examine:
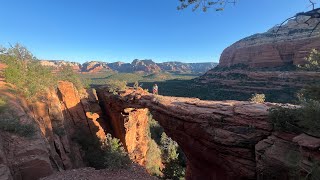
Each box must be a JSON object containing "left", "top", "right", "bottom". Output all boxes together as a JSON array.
[
  {"left": 177, "top": 0, "right": 228, "bottom": 12},
  {"left": 297, "top": 100, "right": 320, "bottom": 137},
  {"left": 298, "top": 49, "right": 320, "bottom": 71},
  {"left": 73, "top": 130, "right": 130, "bottom": 169},
  {"left": 107, "top": 80, "right": 127, "bottom": 93},
  {"left": 2, "top": 44, "right": 56, "bottom": 99},
  {"left": 160, "top": 133, "right": 179, "bottom": 163},
  {"left": 159, "top": 132, "right": 186, "bottom": 179},
  {"left": 269, "top": 100, "right": 320, "bottom": 137},
  {"left": 1, "top": 44, "right": 86, "bottom": 99},
  {"left": 269, "top": 106, "right": 301, "bottom": 133},
  {"left": 0, "top": 97, "right": 7, "bottom": 113},
  {"left": 133, "top": 81, "right": 139, "bottom": 89},
  {"left": 0, "top": 118, "right": 36, "bottom": 137},
  {"left": 300, "top": 85, "right": 320, "bottom": 101},
  {"left": 250, "top": 93, "right": 266, "bottom": 103},
  {"left": 162, "top": 159, "right": 186, "bottom": 180},
  {"left": 57, "top": 65, "right": 84, "bottom": 90},
  {"left": 145, "top": 139, "right": 163, "bottom": 176},
  {"left": 102, "top": 133, "right": 131, "bottom": 169}
]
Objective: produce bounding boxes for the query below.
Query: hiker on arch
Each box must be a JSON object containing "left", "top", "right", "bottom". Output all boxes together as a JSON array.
[{"left": 153, "top": 84, "right": 158, "bottom": 95}]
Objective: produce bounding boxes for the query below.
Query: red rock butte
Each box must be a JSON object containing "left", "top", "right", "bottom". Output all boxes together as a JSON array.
[{"left": 219, "top": 13, "right": 320, "bottom": 68}]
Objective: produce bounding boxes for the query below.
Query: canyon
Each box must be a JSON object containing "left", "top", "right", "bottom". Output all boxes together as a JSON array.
[{"left": 2, "top": 59, "right": 319, "bottom": 179}]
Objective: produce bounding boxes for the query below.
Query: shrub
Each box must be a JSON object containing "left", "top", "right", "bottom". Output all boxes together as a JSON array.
[
  {"left": 107, "top": 80, "right": 127, "bottom": 93},
  {"left": 268, "top": 106, "right": 301, "bottom": 133},
  {"left": 160, "top": 132, "right": 179, "bottom": 163},
  {"left": 0, "top": 118, "right": 36, "bottom": 137},
  {"left": 133, "top": 81, "right": 139, "bottom": 89},
  {"left": 298, "top": 49, "right": 320, "bottom": 71},
  {"left": 162, "top": 159, "right": 185, "bottom": 180},
  {"left": 145, "top": 139, "right": 162, "bottom": 176},
  {"left": 57, "top": 65, "right": 83, "bottom": 90},
  {"left": 102, "top": 133, "right": 131, "bottom": 169},
  {"left": 269, "top": 101, "right": 320, "bottom": 137},
  {"left": 250, "top": 93, "right": 266, "bottom": 103},
  {"left": 0, "top": 97, "right": 7, "bottom": 113},
  {"left": 2, "top": 44, "right": 56, "bottom": 99},
  {"left": 73, "top": 130, "right": 130, "bottom": 169}
]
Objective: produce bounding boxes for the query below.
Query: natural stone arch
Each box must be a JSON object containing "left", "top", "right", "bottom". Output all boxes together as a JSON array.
[{"left": 96, "top": 87, "right": 274, "bottom": 179}]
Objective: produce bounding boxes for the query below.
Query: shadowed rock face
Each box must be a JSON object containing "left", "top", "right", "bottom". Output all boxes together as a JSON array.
[
  {"left": 96, "top": 87, "right": 320, "bottom": 180},
  {"left": 219, "top": 11, "right": 320, "bottom": 68}
]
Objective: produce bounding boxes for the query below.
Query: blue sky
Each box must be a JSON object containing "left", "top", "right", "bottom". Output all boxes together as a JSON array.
[{"left": 0, "top": 0, "right": 313, "bottom": 63}]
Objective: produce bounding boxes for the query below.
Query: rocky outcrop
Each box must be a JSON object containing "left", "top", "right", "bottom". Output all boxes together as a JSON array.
[
  {"left": 219, "top": 10, "right": 320, "bottom": 68},
  {"left": 0, "top": 72, "right": 106, "bottom": 179},
  {"left": 97, "top": 91, "right": 150, "bottom": 165},
  {"left": 40, "top": 60, "right": 81, "bottom": 72},
  {"left": 96, "top": 87, "right": 320, "bottom": 180},
  {"left": 39, "top": 60, "right": 217, "bottom": 74},
  {"left": 81, "top": 61, "right": 112, "bottom": 73},
  {"left": 198, "top": 69, "right": 320, "bottom": 95}
]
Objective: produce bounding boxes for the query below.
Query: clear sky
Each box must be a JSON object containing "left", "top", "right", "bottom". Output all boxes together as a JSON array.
[{"left": 0, "top": 0, "right": 313, "bottom": 63}]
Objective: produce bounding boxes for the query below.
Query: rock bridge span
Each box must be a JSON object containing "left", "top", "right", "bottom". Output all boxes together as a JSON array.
[{"left": 96, "top": 87, "right": 276, "bottom": 179}]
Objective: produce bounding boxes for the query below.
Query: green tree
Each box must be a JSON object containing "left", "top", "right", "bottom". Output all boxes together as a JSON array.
[
  {"left": 134, "top": 81, "right": 139, "bottom": 89},
  {"left": 178, "top": 0, "right": 236, "bottom": 12},
  {"left": 145, "top": 139, "right": 163, "bottom": 176},
  {"left": 298, "top": 49, "right": 320, "bottom": 71},
  {"left": 160, "top": 132, "right": 179, "bottom": 162},
  {"left": 102, "top": 133, "right": 131, "bottom": 169},
  {"left": 57, "top": 65, "right": 83, "bottom": 90},
  {"left": 2, "top": 44, "right": 56, "bottom": 99}
]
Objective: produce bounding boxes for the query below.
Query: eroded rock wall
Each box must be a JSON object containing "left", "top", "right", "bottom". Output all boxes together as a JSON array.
[
  {"left": 0, "top": 79, "right": 106, "bottom": 180},
  {"left": 219, "top": 11, "right": 320, "bottom": 68},
  {"left": 97, "top": 90, "right": 149, "bottom": 166},
  {"left": 96, "top": 87, "right": 320, "bottom": 180}
]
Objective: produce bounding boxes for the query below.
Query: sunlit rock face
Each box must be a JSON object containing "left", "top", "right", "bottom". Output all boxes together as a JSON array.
[
  {"left": 96, "top": 87, "right": 320, "bottom": 180},
  {"left": 0, "top": 75, "right": 106, "bottom": 179},
  {"left": 39, "top": 59, "right": 217, "bottom": 74},
  {"left": 219, "top": 10, "right": 320, "bottom": 68}
]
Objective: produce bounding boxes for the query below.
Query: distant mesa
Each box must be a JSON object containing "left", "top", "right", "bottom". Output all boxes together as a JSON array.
[
  {"left": 219, "top": 9, "right": 320, "bottom": 68},
  {"left": 40, "top": 59, "right": 217, "bottom": 74}
]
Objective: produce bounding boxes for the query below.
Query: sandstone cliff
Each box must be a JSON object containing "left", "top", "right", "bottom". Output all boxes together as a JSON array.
[
  {"left": 219, "top": 10, "right": 320, "bottom": 68},
  {"left": 39, "top": 60, "right": 217, "bottom": 74},
  {"left": 0, "top": 65, "right": 107, "bottom": 180},
  {"left": 96, "top": 87, "right": 320, "bottom": 180}
]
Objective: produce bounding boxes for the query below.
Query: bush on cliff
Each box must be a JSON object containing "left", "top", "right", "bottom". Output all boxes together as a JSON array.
[
  {"left": 270, "top": 49, "right": 320, "bottom": 137},
  {"left": 298, "top": 49, "right": 320, "bottom": 71},
  {"left": 74, "top": 130, "right": 130, "bottom": 169},
  {"left": 2, "top": 44, "right": 56, "bottom": 99},
  {"left": 0, "top": 97, "right": 7, "bottom": 113},
  {"left": 1, "top": 44, "right": 86, "bottom": 99},
  {"left": 0, "top": 98, "right": 35, "bottom": 137},
  {"left": 102, "top": 133, "right": 131, "bottom": 169},
  {"left": 250, "top": 93, "right": 266, "bottom": 103},
  {"left": 107, "top": 80, "right": 127, "bottom": 93},
  {"left": 57, "top": 65, "right": 84, "bottom": 90},
  {"left": 145, "top": 139, "right": 163, "bottom": 176}
]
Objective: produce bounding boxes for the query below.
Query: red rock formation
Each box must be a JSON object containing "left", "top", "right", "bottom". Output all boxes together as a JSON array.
[
  {"left": 97, "top": 90, "right": 150, "bottom": 166},
  {"left": 0, "top": 76, "right": 107, "bottom": 179},
  {"left": 97, "top": 87, "right": 320, "bottom": 180},
  {"left": 219, "top": 12, "right": 320, "bottom": 68},
  {"left": 81, "top": 61, "right": 112, "bottom": 73}
]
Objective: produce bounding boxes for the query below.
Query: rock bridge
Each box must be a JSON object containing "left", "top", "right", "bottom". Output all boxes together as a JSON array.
[{"left": 95, "top": 87, "right": 320, "bottom": 180}]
